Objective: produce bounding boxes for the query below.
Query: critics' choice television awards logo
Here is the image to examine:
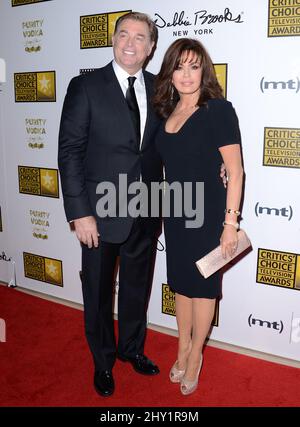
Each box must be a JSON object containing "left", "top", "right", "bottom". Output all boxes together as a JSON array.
[
  {"left": 268, "top": 0, "right": 300, "bottom": 37},
  {"left": 80, "top": 10, "right": 131, "bottom": 49},
  {"left": 257, "top": 249, "right": 300, "bottom": 291},
  {"left": 23, "top": 252, "right": 63, "bottom": 287},
  {"left": 22, "top": 19, "right": 44, "bottom": 53},
  {"left": 161, "top": 284, "right": 219, "bottom": 326},
  {"left": 26, "top": 118, "right": 47, "bottom": 149},
  {"left": 12, "top": 0, "right": 52, "bottom": 6},
  {"left": 263, "top": 127, "right": 300, "bottom": 168},
  {"left": 162, "top": 284, "right": 176, "bottom": 316},
  {"left": 18, "top": 166, "right": 59, "bottom": 198},
  {"left": 14, "top": 71, "right": 56, "bottom": 102}
]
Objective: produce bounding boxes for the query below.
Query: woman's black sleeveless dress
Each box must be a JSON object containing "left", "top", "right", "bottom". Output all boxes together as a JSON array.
[{"left": 155, "top": 99, "right": 241, "bottom": 298}]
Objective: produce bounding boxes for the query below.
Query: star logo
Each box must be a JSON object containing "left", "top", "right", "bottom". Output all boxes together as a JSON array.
[
  {"left": 39, "top": 74, "right": 50, "bottom": 93},
  {"left": 36, "top": 72, "right": 55, "bottom": 101},
  {"left": 42, "top": 171, "right": 54, "bottom": 190},
  {"left": 46, "top": 261, "right": 58, "bottom": 277},
  {"left": 45, "top": 259, "right": 62, "bottom": 285},
  {"left": 40, "top": 169, "right": 58, "bottom": 198}
]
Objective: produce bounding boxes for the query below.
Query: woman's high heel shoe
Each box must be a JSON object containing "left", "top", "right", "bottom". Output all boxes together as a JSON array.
[
  {"left": 180, "top": 355, "right": 203, "bottom": 395},
  {"left": 169, "top": 361, "right": 186, "bottom": 383}
]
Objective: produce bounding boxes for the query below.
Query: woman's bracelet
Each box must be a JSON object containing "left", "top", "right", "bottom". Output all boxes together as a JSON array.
[
  {"left": 224, "top": 209, "right": 240, "bottom": 215},
  {"left": 223, "top": 221, "right": 240, "bottom": 230}
]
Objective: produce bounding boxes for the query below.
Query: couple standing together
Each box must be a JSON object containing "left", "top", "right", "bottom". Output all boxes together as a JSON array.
[{"left": 58, "top": 12, "right": 243, "bottom": 397}]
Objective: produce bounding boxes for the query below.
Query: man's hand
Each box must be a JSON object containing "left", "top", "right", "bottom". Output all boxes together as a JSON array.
[
  {"left": 73, "top": 216, "right": 99, "bottom": 248},
  {"left": 220, "top": 162, "right": 227, "bottom": 188}
]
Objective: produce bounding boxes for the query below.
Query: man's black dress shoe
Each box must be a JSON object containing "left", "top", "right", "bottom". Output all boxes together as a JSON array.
[
  {"left": 94, "top": 370, "right": 115, "bottom": 397},
  {"left": 118, "top": 354, "right": 160, "bottom": 375}
]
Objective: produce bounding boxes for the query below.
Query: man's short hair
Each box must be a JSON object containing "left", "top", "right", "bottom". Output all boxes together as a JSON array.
[{"left": 114, "top": 12, "right": 158, "bottom": 44}]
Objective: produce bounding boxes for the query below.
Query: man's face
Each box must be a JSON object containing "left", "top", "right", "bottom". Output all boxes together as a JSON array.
[{"left": 112, "top": 19, "right": 154, "bottom": 75}]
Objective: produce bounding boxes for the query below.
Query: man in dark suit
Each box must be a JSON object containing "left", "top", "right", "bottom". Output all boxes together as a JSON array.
[{"left": 58, "top": 12, "right": 162, "bottom": 397}]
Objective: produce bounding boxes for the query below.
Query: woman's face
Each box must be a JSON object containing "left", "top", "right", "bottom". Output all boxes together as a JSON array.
[{"left": 172, "top": 51, "right": 202, "bottom": 97}]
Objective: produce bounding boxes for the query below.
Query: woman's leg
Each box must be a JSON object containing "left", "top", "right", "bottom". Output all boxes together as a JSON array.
[
  {"left": 175, "top": 293, "right": 193, "bottom": 369},
  {"left": 184, "top": 297, "right": 216, "bottom": 380}
]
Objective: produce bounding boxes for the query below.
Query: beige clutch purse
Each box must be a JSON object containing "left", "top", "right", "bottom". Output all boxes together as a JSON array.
[{"left": 195, "top": 229, "right": 251, "bottom": 279}]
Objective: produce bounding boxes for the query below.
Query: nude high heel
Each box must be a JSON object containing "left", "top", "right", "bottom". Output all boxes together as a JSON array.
[
  {"left": 169, "top": 341, "right": 192, "bottom": 383},
  {"left": 169, "top": 361, "right": 186, "bottom": 383},
  {"left": 180, "top": 354, "right": 203, "bottom": 395}
]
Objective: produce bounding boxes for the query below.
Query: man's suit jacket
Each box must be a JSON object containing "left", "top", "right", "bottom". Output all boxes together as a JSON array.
[{"left": 58, "top": 62, "right": 163, "bottom": 243}]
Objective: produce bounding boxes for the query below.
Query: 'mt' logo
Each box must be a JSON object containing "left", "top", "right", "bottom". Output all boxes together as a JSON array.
[
  {"left": 255, "top": 202, "right": 293, "bottom": 220},
  {"left": 248, "top": 314, "right": 283, "bottom": 333},
  {"left": 260, "top": 77, "right": 300, "bottom": 93}
]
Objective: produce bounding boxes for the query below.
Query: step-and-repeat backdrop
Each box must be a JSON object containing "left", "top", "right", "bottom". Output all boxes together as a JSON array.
[{"left": 0, "top": 0, "right": 299, "bottom": 361}]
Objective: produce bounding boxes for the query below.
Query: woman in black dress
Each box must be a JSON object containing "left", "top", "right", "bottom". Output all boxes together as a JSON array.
[{"left": 153, "top": 39, "right": 244, "bottom": 395}]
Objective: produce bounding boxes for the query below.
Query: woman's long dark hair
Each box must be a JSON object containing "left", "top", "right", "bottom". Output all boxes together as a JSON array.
[{"left": 153, "top": 38, "right": 224, "bottom": 118}]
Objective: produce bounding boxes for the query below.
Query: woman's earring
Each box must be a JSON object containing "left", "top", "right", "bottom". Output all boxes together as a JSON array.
[{"left": 170, "top": 85, "right": 174, "bottom": 101}]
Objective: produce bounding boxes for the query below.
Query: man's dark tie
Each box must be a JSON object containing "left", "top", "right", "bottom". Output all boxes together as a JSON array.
[{"left": 126, "top": 76, "right": 141, "bottom": 147}]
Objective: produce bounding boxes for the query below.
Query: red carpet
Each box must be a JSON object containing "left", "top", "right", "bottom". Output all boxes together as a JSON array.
[{"left": 0, "top": 284, "right": 299, "bottom": 407}]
